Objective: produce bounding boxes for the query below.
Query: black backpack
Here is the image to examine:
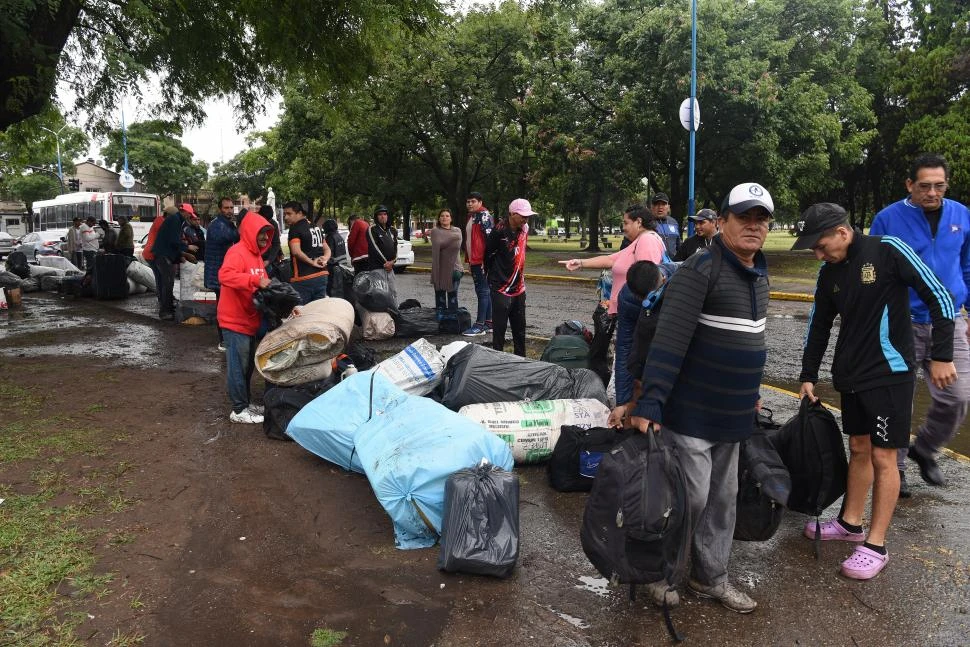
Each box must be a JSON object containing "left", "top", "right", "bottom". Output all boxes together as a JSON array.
[
  {"left": 734, "top": 408, "right": 791, "bottom": 542},
  {"left": 548, "top": 425, "right": 633, "bottom": 492},
  {"left": 580, "top": 428, "right": 690, "bottom": 640},
  {"left": 554, "top": 319, "right": 593, "bottom": 343},
  {"left": 773, "top": 397, "right": 849, "bottom": 554}
]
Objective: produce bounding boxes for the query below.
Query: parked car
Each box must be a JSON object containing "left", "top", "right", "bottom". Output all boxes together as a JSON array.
[
  {"left": 0, "top": 232, "right": 14, "bottom": 258},
  {"left": 13, "top": 229, "right": 67, "bottom": 261}
]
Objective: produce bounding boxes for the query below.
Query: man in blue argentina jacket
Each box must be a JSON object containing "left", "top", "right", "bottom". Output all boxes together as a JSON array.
[
  {"left": 869, "top": 153, "right": 970, "bottom": 491},
  {"left": 630, "top": 182, "right": 774, "bottom": 614},
  {"left": 795, "top": 203, "right": 956, "bottom": 580}
]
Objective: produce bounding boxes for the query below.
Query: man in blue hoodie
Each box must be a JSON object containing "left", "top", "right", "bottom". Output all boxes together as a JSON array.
[{"left": 870, "top": 153, "right": 970, "bottom": 493}]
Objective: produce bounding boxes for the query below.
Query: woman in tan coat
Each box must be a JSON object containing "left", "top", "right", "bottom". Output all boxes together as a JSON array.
[{"left": 427, "top": 209, "right": 463, "bottom": 319}]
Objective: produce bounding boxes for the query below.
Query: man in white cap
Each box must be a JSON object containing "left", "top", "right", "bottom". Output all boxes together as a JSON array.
[
  {"left": 485, "top": 198, "right": 536, "bottom": 356},
  {"left": 629, "top": 182, "right": 773, "bottom": 613}
]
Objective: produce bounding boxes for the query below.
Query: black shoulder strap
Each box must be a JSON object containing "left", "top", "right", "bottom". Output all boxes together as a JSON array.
[{"left": 705, "top": 242, "right": 723, "bottom": 296}]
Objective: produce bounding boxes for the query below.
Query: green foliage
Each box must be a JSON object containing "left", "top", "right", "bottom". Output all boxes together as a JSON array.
[
  {"left": 100, "top": 120, "right": 208, "bottom": 196},
  {"left": 5, "top": 172, "right": 60, "bottom": 209},
  {"left": 310, "top": 628, "right": 348, "bottom": 647},
  {"left": 0, "top": 0, "right": 443, "bottom": 132},
  {"left": 209, "top": 134, "right": 276, "bottom": 205}
]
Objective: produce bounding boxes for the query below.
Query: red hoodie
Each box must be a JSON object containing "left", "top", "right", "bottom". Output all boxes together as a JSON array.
[{"left": 217, "top": 215, "right": 272, "bottom": 335}]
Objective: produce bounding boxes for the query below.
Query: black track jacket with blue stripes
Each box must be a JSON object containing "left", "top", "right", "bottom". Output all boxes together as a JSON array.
[{"left": 799, "top": 234, "right": 956, "bottom": 394}]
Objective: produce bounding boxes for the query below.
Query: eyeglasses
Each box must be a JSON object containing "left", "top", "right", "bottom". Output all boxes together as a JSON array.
[{"left": 914, "top": 182, "right": 948, "bottom": 193}]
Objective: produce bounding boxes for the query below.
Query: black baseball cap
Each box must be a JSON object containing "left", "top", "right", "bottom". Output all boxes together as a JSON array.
[
  {"left": 689, "top": 208, "right": 717, "bottom": 222},
  {"left": 651, "top": 193, "right": 670, "bottom": 204},
  {"left": 790, "top": 203, "right": 850, "bottom": 250}
]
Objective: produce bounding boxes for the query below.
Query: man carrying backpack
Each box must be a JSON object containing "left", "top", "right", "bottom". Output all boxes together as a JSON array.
[
  {"left": 629, "top": 182, "right": 774, "bottom": 613},
  {"left": 793, "top": 203, "right": 956, "bottom": 580}
]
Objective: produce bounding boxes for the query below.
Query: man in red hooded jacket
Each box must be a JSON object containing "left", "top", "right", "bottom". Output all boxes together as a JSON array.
[{"left": 218, "top": 215, "right": 273, "bottom": 424}]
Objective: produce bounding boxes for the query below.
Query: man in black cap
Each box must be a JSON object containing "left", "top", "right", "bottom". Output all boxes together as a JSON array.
[
  {"left": 675, "top": 208, "right": 718, "bottom": 261},
  {"left": 651, "top": 192, "right": 680, "bottom": 259},
  {"left": 794, "top": 203, "right": 957, "bottom": 581}
]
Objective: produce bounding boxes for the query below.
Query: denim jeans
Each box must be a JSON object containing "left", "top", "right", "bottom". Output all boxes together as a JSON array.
[
  {"left": 470, "top": 264, "right": 491, "bottom": 325},
  {"left": 223, "top": 328, "right": 256, "bottom": 413},
  {"left": 434, "top": 275, "right": 460, "bottom": 317},
  {"left": 292, "top": 274, "right": 329, "bottom": 305}
]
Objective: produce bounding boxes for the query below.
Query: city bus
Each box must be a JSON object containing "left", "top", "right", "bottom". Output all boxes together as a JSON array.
[{"left": 31, "top": 192, "right": 160, "bottom": 240}]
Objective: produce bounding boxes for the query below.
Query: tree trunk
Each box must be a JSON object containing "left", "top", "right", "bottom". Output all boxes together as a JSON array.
[{"left": 584, "top": 181, "right": 602, "bottom": 253}]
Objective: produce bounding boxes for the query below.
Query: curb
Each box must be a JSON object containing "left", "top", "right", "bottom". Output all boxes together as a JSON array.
[{"left": 406, "top": 264, "right": 816, "bottom": 302}]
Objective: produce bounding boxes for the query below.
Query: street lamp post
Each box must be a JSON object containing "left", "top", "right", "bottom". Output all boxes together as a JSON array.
[{"left": 39, "top": 124, "right": 68, "bottom": 189}]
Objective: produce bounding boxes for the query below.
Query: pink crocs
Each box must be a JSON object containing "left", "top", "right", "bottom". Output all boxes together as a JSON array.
[
  {"left": 803, "top": 518, "right": 866, "bottom": 542},
  {"left": 841, "top": 545, "right": 889, "bottom": 580}
]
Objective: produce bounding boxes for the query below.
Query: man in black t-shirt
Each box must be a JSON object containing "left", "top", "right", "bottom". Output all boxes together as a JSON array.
[{"left": 283, "top": 201, "right": 330, "bottom": 304}]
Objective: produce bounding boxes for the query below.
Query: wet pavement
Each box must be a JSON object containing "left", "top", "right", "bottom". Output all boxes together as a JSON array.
[{"left": 2, "top": 278, "right": 969, "bottom": 646}]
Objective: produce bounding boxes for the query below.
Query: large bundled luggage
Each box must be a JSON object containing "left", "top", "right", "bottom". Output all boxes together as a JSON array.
[
  {"left": 540, "top": 334, "right": 591, "bottom": 369},
  {"left": 327, "top": 264, "right": 355, "bottom": 302},
  {"left": 288, "top": 372, "right": 514, "bottom": 549},
  {"left": 439, "top": 344, "right": 608, "bottom": 410},
  {"left": 355, "top": 303, "right": 395, "bottom": 340},
  {"left": 581, "top": 428, "right": 690, "bottom": 640},
  {"left": 437, "top": 462, "right": 520, "bottom": 578},
  {"left": 255, "top": 297, "right": 355, "bottom": 386},
  {"left": 458, "top": 399, "right": 611, "bottom": 464},
  {"left": 372, "top": 338, "right": 445, "bottom": 396},
  {"left": 548, "top": 426, "right": 634, "bottom": 492},
  {"left": 734, "top": 409, "right": 791, "bottom": 541},
  {"left": 352, "top": 269, "right": 395, "bottom": 313},
  {"left": 93, "top": 253, "right": 129, "bottom": 299},
  {"left": 437, "top": 307, "right": 472, "bottom": 334},
  {"left": 126, "top": 260, "right": 155, "bottom": 291}
]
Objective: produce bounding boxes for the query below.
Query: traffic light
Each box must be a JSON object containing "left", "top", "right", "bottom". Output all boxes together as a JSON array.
[{"left": 68, "top": 178, "right": 80, "bottom": 192}]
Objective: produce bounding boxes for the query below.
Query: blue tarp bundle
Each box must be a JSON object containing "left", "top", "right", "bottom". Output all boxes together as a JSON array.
[{"left": 286, "top": 371, "right": 514, "bottom": 549}]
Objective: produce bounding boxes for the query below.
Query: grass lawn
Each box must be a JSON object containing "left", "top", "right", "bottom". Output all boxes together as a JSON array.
[{"left": 411, "top": 230, "right": 821, "bottom": 283}]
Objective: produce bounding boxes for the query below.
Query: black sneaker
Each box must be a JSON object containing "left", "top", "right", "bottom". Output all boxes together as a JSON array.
[
  {"left": 908, "top": 444, "right": 945, "bottom": 486},
  {"left": 898, "top": 470, "right": 912, "bottom": 498}
]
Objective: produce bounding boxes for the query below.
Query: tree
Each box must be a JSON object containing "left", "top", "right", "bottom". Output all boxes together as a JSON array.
[
  {"left": 100, "top": 120, "right": 208, "bottom": 196},
  {"left": 0, "top": 107, "right": 88, "bottom": 204},
  {"left": 1, "top": 0, "right": 442, "bottom": 132},
  {"left": 5, "top": 173, "right": 60, "bottom": 213},
  {"left": 209, "top": 134, "right": 276, "bottom": 204}
]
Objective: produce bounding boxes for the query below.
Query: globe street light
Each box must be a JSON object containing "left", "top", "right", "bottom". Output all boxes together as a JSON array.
[{"left": 39, "top": 124, "right": 69, "bottom": 186}]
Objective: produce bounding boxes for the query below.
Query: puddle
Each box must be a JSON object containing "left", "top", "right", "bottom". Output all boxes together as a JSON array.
[
  {"left": 539, "top": 603, "right": 591, "bottom": 630},
  {"left": 575, "top": 575, "right": 610, "bottom": 598}
]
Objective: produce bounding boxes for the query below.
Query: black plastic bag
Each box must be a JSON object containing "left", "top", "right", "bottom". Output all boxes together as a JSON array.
[
  {"left": 327, "top": 264, "right": 355, "bottom": 303},
  {"left": 352, "top": 269, "right": 395, "bottom": 313},
  {"left": 437, "top": 462, "right": 519, "bottom": 578},
  {"left": 439, "top": 344, "right": 608, "bottom": 410},
  {"left": 253, "top": 279, "right": 301, "bottom": 330},
  {"left": 392, "top": 307, "right": 440, "bottom": 338},
  {"left": 5, "top": 251, "right": 30, "bottom": 280}
]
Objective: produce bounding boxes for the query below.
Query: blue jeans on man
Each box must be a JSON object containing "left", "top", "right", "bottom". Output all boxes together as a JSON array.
[
  {"left": 223, "top": 329, "right": 257, "bottom": 414},
  {"left": 292, "top": 274, "right": 329, "bottom": 305},
  {"left": 468, "top": 264, "right": 491, "bottom": 332}
]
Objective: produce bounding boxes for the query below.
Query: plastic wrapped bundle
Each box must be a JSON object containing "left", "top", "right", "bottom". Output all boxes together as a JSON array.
[
  {"left": 439, "top": 344, "right": 609, "bottom": 410},
  {"left": 437, "top": 462, "right": 519, "bottom": 578},
  {"left": 255, "top": 297, "right": 354, "bottom": 386}
]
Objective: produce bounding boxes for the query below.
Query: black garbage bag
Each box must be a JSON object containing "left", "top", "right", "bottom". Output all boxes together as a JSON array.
[
  {"left": 5, "top": 251, "right": 30, "bottom": 280},
  {"left": 548, "top": 425, "right": 634, "bottom": 492},
  {"left": 588, "top": 304, "right": 615, "bottom": 386},
  {"left": 263, "top": 375, "right": 338, "bottom": 441},
  {"left": 253, "top": 279, "right": 301, "bottom": 330},
  {"left": 328, "top": 264, "right": 355, "bottom": 303},
  {"left": 437, "top": 462, "right": 519, "bottom": 578},
  {"left": 392, "top": 307, "right": 440, "bottom": 338},
  {"left": 735, "top": 408, "right": 791, "bottom": 541},
  {"left": 352, "top": 269, "right": 395, "bottom": 313},
  {"left": 438, "top": 344, "right": 608, "bottom": 410}
]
